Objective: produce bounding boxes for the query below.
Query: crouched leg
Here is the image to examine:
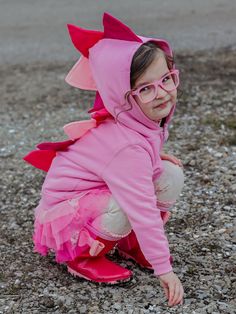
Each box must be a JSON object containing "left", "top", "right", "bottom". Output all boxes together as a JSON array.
[
  {"left": 67, "top": 192, "right": 132, "bottom": 283},
  {"left": 88, "top": 195, "right": 132, "bottom": 240},
  {"left": 154, "top": 160, "right": 184, "bottom": 212}
]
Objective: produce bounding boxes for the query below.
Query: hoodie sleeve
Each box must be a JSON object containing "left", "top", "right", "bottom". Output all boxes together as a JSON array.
[{"left": 101, "top": 144, "right": 172, "bottom": 276}]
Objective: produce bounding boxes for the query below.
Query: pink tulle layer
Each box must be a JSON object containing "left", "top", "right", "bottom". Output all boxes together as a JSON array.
[{"left": 33, "top": 189, "right": 110, "bottom": 262}]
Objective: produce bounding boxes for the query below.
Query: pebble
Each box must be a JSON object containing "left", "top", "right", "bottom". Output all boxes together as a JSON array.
[
  {"left": 79, "top": 305, "right": 87, "bottom": 313},
  {"left": 42, "top": 296, "right": 55, "bottom": 308},
  {"left": 189, "top": 160, "right": 196, "bottom": 166}
]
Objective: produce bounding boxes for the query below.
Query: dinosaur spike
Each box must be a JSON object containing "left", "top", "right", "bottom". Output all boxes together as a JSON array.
[
  {"left": 103, "top": 12, "right": 142, "bottom": 42},
  {"left": 67, "top": 24, "right": 104, "bottom": 57}
]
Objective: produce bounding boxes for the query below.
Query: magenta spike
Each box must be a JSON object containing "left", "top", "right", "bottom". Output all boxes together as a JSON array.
[
  {"left": 67, "top": 24, "right": 104, "bottom": 57},
  {"left": 103, "top": 13, "right": 142, "bottom": 42}
]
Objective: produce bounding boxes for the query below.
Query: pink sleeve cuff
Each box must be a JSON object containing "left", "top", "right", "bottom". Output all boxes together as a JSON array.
[{"left": 153, "top": 260, "right": 173, "bottom": 276}]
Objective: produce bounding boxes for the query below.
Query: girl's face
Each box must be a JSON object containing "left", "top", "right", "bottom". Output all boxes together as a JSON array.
[{"left": 132, "top": 53, "right": 177, "bottom": 122}]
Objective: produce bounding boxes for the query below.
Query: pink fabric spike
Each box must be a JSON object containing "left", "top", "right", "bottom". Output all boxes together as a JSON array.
[
  {"left": 23, "top": 150, "right": 56, "bottom": 172},
  {"left": 65, "top": 56, "right": 97, "bottom": 90},
  {"left": 37, "top": 140, "right": 73, "bottom": 151},
  {"left": 88, "top": 92, "right": 105, "bottom": 113},
  {"left": 90, "top": 108, "right": 112, "bottom": 123},
  {"left": 103, "top": 12, "right": 142, "bottom": 43},
  {"left": 63, "top": 119, "right": 97, "bottom": 140},
  {"left": 67, "top": 24, "right": 104, "bottom": 57}
]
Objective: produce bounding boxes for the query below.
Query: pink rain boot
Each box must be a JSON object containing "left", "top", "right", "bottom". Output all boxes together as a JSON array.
[
  {"left": 67, "top": 235, "right": 132, "bottom": 284},
  {"left": 117, "top": 230, "right": 153, "bottom": 269},
  {"left": 117, "top": 211, "right": 172, "bottom": 270}
]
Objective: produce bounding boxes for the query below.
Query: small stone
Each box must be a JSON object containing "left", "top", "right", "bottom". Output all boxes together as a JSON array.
[
  {"left": 113, "top": 303, "right": 122, "bottom": 310},
  {"left": 42, "top": 296, "right": 55, "bottom": 308},
  {"left": 189, "top": 160, "right": 196, "bottom": 166},
  {"left": 79, "top": 305, "right": 87, "bottom": 313},
  {"left": 197, "top": 291, "right": 208, "bottom": 299},
  {"left": 218, "top": 228, "right": 226, "bottom": 234},
  {"left": 230, "top": 184, "right": 236, "bottom": 192},
  {"left": 14, "top": 279, "right": 20, "bottom": 287}
]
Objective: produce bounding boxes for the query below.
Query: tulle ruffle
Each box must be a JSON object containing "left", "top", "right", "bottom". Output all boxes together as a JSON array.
[{"left": 33, "top": 189, "right": 110, "bottom": 262}]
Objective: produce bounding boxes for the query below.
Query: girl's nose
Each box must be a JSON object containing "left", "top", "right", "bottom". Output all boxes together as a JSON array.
[{"left": 155, "top": 86, "right": 168, "bottom": 99}]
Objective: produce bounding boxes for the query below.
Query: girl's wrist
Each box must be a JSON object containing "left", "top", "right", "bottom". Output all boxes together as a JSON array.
[
  {"left": 154, "top": 261, "right": 173, "bottom": 276},
  {"left": 159, "top": 270, "right": 174, "bottom": 278}
]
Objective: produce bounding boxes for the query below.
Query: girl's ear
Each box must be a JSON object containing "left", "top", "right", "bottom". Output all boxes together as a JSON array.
[
  {"left": 67, "top": 24, "right": 104, "bottom": 57},
  {"left": 103, "top": 12, "right": 142, "bottom": 43}
]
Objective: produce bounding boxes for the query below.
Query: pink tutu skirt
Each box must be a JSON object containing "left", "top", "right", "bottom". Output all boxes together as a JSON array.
[{"left": 33, "top": 189, "right": 111, "bottom": 263}]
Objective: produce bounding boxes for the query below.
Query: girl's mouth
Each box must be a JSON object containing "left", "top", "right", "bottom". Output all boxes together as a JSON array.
[{"left": 154, "top": 101, "right": 170, "bottom": 109}]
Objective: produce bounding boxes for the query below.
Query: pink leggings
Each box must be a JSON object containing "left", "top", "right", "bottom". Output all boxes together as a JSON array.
[{"left": 87, "top": 160, "right": 184, "bottom": 241}]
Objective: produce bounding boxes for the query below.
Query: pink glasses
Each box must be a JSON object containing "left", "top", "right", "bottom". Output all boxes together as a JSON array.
[{"left": 131, "top": 69, "right": 179, "bottom": 104}]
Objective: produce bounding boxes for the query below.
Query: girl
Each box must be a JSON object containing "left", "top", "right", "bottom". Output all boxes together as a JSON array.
[{"left": 24, "top": 13, "right": 185, "bottom": 307}]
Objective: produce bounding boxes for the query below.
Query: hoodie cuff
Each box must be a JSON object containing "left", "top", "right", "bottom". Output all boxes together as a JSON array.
[{"left": 153, "top": 260, "right": 173, "bottom": 276}]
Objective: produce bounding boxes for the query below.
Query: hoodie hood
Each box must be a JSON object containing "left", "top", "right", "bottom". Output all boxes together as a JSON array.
[{"left": 66, "top": 13, "right": 176, "bottom": 137}]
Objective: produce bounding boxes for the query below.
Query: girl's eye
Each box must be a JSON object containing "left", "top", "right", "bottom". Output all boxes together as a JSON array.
[
  {"left": 162, "top": 75, "right": 172, "bottom": 83},
  {"left": 140, "top": 85, "right": 151, "bottom": 93}
]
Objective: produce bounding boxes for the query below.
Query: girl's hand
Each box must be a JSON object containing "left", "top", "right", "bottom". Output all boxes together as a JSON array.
[
  {"left": 159, "top": 271, "right": 184, "bottom": 307},
  {"left": 160, "top": 153, "right": 183, "bottom": 168}
]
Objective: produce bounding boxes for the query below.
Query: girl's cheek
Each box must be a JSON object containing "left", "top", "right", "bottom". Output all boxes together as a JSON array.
[
  {"left": 170, "top": 91, "right": 177, "bottom": 103},
  {"left": 174, "top": 89, "right": 178, "bottom": 99}
]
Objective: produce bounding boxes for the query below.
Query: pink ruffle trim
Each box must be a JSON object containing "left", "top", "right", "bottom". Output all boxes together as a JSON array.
[{"left": 33, "top": 189, "right": 110, "bottom": 262}]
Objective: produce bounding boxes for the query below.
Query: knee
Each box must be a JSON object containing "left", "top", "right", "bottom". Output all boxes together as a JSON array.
[
  {"left": 155, "top": 160, "right": 184, "bottom": 201},
  {"left": 168, "top": 161, "right": 184, "bottom": 193},
  {"left": 90, "top": 197, "right": 132, "bottom": 239}
]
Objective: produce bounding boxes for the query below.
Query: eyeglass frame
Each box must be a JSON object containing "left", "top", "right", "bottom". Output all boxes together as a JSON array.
[{"left": 130, "top": 69, "right": 179, "bottom": 104}]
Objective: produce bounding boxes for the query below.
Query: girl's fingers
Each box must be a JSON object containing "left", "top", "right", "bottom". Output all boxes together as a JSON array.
[
  {"left": 174, "top": 285, "right": 182, "bottom": 305},
  {"left": 159, "top": 273, "right": 184, "bottom": 307},
  {"left": 179, "top": 285, "right": 184, "bottom": 305},
  {"left": 168, "top": 282, "right": 176, "bottom": 306},
  {"left": 160, "top": 281, "right": 169, "bottom": 300},
  {"left": 163, "top": 286, "right": 169, "bottom": 299},
  {"left": 177, "top": 285, "right": 184, "bottom": 304},
  {"left": 161, "top": 154, "right": 183, "bottom": 167},
  {"left": 173, "top": 283, "right": 181, "bottom": 305},
  {"left": 172, "top": 283, "right": 184, "bottom": 306}
]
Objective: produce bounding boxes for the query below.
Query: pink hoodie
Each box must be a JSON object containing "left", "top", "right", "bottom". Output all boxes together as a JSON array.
[{"left": 33, "top": 13, "right": 176, "bottom": 276}]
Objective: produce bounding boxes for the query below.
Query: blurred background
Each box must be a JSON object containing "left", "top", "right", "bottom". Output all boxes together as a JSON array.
[{"left": 1, "top": 0, "right": 236, "bottom": 64}]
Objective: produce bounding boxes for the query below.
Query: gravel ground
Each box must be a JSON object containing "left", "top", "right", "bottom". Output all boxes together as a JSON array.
[{"left": 0, "top": 48, "right": 235, "bottom": 313}]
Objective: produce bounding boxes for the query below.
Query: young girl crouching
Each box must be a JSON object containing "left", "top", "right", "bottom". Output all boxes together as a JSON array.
[{"left": 24, "top": 13, "right": 185, "bottom": 307}]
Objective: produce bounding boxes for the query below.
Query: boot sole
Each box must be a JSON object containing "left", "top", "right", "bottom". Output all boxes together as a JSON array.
[{"left": 67, "top": 266, "right": 132, "bottom": 285}]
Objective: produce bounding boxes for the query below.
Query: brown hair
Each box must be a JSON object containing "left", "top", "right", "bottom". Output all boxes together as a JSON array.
[{"left": 130, "top": 41, "right": 174, "bottom": 89}]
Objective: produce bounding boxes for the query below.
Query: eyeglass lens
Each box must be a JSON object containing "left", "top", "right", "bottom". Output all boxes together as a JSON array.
[{"left": 139, "top": 72, "right": 178, "bottom": 103}]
